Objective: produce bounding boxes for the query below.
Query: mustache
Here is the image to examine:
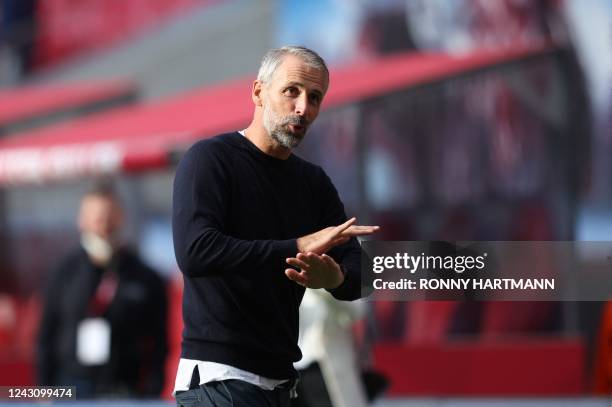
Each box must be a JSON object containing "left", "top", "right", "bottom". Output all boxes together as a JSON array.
[{"left": 282, "top": 115, "right": 308, "bottom": 127}]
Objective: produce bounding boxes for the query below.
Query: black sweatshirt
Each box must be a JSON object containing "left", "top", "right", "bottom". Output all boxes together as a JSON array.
[{"left": 172, "top": 132, "right": 362, "bottom": 380}]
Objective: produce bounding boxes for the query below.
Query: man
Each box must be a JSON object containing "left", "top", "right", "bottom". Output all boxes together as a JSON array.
[
  {"left": 37, "top": 182, "right": 168, "bottom": 398},
  {"left": 172, "top": 46, "right": 379, "bottom": 407}
]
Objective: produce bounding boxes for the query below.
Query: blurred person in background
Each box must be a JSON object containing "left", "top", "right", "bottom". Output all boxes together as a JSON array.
[
  {"left": 293, "top": 289, "right": 387, "bottom": 407},
  {"left": 172, "top": 46, "right": 379, "bottom": 407},
  {"left": 36, "top": 180, "right": 168, "bottom": 398}
]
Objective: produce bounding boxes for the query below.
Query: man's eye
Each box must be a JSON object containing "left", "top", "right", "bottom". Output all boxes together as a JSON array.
[
  {"left": 309, "top": 94, "right": 321, "bottom": 105},
  {"left": 284, "top": 87, "right": 299, "bottom": 96}
]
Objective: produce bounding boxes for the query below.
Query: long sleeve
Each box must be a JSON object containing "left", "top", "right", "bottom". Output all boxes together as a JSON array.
[
  {"left": 316, "top": 168, "right": 364, "bottom": 301},
  {"left": 172, "top": 141, "right": 297, "bottom": 278}
]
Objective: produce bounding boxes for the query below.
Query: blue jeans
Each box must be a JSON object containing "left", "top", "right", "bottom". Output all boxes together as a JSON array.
[{"left": 175, "top": 380, "right": 292, "bottom": 407}]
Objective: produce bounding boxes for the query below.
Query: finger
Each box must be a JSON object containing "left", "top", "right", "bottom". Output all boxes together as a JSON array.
[
  {"left": 300, "top": 252, "right": 315, "bottom": 262},
  {"left": 286, "top": 257, "right": 310, "bottom": 270},
  {"left": 297, "top": 252, "right": 322, "bottom": 266},
  {"left": 339, "top": 225, "right": 380, "bottom": 236},
  {"left": 296, "top": 252, "right": 324, "bottom": 266},
  {"left": 285, "top": 269, "right": 308, "bottom": 286},
  {"left": 333, "top": 217, "right": 357, "bottom": 236},
  {"left": 343, "top": 225, "right": 380, "bottom": 233},
  {"left": 353, "top": 225, "right": 380, "bottom": 231},
  {"left": 321, "top": 253, "right": 338, "bottom": 268}
]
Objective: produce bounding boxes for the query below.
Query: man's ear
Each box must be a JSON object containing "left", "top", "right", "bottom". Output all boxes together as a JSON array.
[{"left": 252, "top": 80, "right": 264, "bottom": 107}]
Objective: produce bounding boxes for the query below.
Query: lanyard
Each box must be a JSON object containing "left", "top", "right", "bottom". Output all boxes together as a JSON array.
[{"left": 87, "top": 271, "right": 118, "bottom": 317}]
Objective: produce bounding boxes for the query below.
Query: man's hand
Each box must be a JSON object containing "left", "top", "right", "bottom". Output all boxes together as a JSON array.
[
  {"left": 285, "top": 252, "right": 344, "bottom": 289},
  {"left": 296, "top": 217, "right": 379, "bottom": 255}
]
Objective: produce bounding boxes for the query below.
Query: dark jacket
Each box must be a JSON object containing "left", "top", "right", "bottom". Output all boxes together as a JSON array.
[{"left": 37, "top": 246, "right": 168, "bottom": 398}]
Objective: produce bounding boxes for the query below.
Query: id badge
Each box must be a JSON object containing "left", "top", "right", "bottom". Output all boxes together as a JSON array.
[{"left": 76, "top": 318, "right": 111, "bottom": 365}]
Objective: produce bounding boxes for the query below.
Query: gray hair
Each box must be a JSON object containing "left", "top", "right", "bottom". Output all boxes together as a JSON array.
[
  {"left": 85, "top": 177, "right": 119, "bottom": 201},
  {"left": 257, "top": 46, "right": 329, "bottom": 84}
]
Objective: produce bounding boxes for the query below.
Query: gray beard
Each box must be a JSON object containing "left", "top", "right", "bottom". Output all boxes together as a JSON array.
[
  {"left": 271, "top": 129, "right": 301, "bottom": 149},
  {"left": 263, "top": 103, "right": 304, "bottom": 149}
]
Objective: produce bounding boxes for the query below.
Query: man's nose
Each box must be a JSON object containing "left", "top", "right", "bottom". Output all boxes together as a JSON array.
[{"left": 294, "top": 94, "right": 309, "bottom": 117}]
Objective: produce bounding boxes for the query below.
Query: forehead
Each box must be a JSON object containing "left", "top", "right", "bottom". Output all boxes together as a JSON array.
[{"left": 271, "top": 55, "right": 328, "bottom": 92}]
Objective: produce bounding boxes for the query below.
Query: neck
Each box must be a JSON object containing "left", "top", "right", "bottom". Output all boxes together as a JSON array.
[{"left": 243, "top": 121, "right": 292, "bottom": 160}]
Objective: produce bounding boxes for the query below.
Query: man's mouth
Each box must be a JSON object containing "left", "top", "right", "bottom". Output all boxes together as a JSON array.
[{"left": 288, "top": 124, "right": 304, "bottom": 133}]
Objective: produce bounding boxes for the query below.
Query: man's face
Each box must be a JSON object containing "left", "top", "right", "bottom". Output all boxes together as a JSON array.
[
  {"left": 261, "top": 55, "right": 328, "bottom": 148},
  {"left": 78, "top": 194, "right": 123, "bottom": 242}
]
